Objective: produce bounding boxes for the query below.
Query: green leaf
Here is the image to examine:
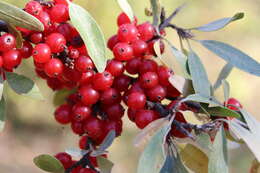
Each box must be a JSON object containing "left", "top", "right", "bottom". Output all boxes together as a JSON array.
[
  {"left": 34, "top": 154, "right": 65, "bottom": 173},
  {"left": 208, "top": 127, "right": 228, "bottom": 173},
  {"left": 193, "top": 12, "right": 244, "bottom": 32},
  {"left": 183, "top": 94, "right": 222, "bottom": 107},
  {"left": 169, "top": 75, "right": 193, "bottom": 97},
  {"left": 6, "top": 72, "right": 43, "bottom": 100},
  {"left": 137, "top": 124, "right": 170, "bottom": 173},
  {"left": 180, "top": 144, "right": 208, "bottom": 173},
  {"left": 68, "top": 2, "right": 107, "bottom": 72},
  {"left": 53, "top": 89, "right": 75, "bottom": 106},
  {"left": 200, "top": 40, "right": 260, "bottom": 76},
  {"left": 7, "top": 24, "right": 23, "bottom": 48},
  {"left": 0, "top": 1, "right": 44, "bottom": 31},
  {"left": 91, "top": 130, "right": 116, "bottom": 157},
  {"left": 65, "top": 148, "right": 88, "bottom": 158},
  {"left": 222, "top": 80, "right": 230, "bottom": 102},
  {"left": 150, "top": 0, "right": 161, "bottom": 27},
  {"left": 201, "top": 105, "right": 240, "bottom": 118},
  {"left": 116, "top": 0, "right": 134, "bottom": 21},
  {"left": 97, "top": 156, "right": 114, "bottom": 173},
  {"left": 0, "top": 96, "right": 6, "bottom": 132},
  {"left": 213, "top": 63, "right": 233, "bottom": 90},
  {"left": 194, "top": 132, "right": 213, "bottom": 154},
  {"left": 188, "top": 51, "right": 211, "bottom": 97}
]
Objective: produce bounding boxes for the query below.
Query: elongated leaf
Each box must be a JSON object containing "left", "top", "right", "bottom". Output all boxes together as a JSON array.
[
  {"left": 188, "top": 51, "right": 211, "bottom": 97},
  {"left": 200, "top": 40, "right": 260, "bottom": 76},
  {"left": 137, "top": 124, "right": 170, "bottom": 173},
  {"left": 6, "top": 72, "right": 43, "bottom": 100},
  {"left": 0, "top": 1, "right": 44, "bottom": 31},
  {"left": 222, "top": 80, "right": 230, "bottom": 102},
  {"left": 213, "top": 63, "right": 233, "bottom": 90},
  {"left": 68, "top": 2, "right": 107, "bottom": 72},
  {"left": 150, "top": 0, "right": 161, "bottom": 27},
  {"left": 201, "top": 105, "right": 240, "bottom": 118},
  {"left": 7, "top": 24, "right": 23, "bottom": 48},
  {"left": 34, "top": 154, "right": 64, "bottom": 173},
  {"left": 184, "top": 94, "right": 222, "bottom": 107},
  {"left": 0, "top": 96, "right": 6, "bottom": 132},
  {"left": 208, "top": 127, "right": 228, "bottom": 173},
  {"left": 97, "top": 157, "right": 114, "bottom": 173},
  {"left": 193, "top": 13, "right": 244, "bottom": 32},
  {"left": 169, "top": 75, "right": 193, "bottom": 96},
  {"left": 116, "top": 0, "right": 134, "bottom": 21},
  {"left": 65, "top": 148, "right": 88, "bottom": 158},
  {"left": 194, "top": 132, "right": 213, "bottom": 154}
]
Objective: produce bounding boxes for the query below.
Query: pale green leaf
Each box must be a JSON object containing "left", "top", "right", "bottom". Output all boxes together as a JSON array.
[
  {"left": 97, "top": 157, "right": 114, "bottom": 173},
  {"left": 213, "top": 63, "right": 233, "bottom": 90},
  {"left": 34, "top": 154, "right": 64, "bottom": 173},
  {"left": 116, "top": 0, "right": 134, "bottom": 21},
  {"left": 0, "top": 96, "right": 6, "bottom": 132}
]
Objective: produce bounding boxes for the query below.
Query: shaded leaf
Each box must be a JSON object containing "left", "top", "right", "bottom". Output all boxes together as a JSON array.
[
  {"left": 0, "top": 96, "right": 6, "bottom": 132},
  {"left": 213, "top": 63, "right": 233, "bottom": 90},
  {"left": 68, "top": 2, "right": 107, "bottom": 72},
  {"left": 222, "top": 80, "right": 230, "bottom": 102},
  {"left": 193, "top": 12, "right": 244, "bottom": 32},
  {"left": 34, "top": 154, "right": 64, "bottom": 173},
  {"left": 116, "top": 0, "right": 134, "bottom": 21},
  {"left": 150, "top": 0, "right": 161, "bottom": 27},
  {"left": 0, "top": 1, "right": 44, "bottom": 31},
  {"left": 53, "top": 89, "right": 75, "bottom": 106},
  {"left": 6, "top": 72, "right": 43, "bottom": 100},
  {"left": 65, "top": 148, "right": 88, "bottom": 158},
  {"left": 200, "top": 40, "right": 260, "bottom": 76},
  {"left": 188, "top": 51, "right": 211, "bottom": 97},
  {"left": 7, "top": 23, "right": 23, "bottom": 48},
  {"left": 169, "top": 75, "right": 193, "bottom": 96},
  {"left": 208, "top": 127, "right": 228, "bottom": 173},
  {"left": 97, "top": 156, "right": 114, "bottom": 173}
]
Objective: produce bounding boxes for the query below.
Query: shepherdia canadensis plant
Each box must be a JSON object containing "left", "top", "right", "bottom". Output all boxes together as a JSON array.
[{"left": 0, "top": 0, "right": 260, "bottom": 172}]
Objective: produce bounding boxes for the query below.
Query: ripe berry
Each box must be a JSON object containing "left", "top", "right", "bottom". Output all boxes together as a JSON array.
[
  {"left": 62, "top": 67, "right": 82, "bottom": 82},
  {"left": 78, "top": 85, "right": 100, "bottom": 105},
  {"left": 47, "top": 77, "right": 64, "bottom": 90},
  {"left": 148, "top": 39, "right": 165, "bottom": 56},
  {"left": 55, "top": 152, "right": 72, "bottom": 169},
  {"left": 29, "top": 32, "right": 43, "bottom": 44},
  {"left": 3, "top": 50, "right": 22, "bottom": 70},
  {"left": 54, "top": 104, "right": 72, "bottom": 124},
  {"left": 139, "top": 59, "right": 158, "bottom": 74},
  {"left": 125, "top": 57, "right": 142, "bottom": 74},
  {"left": 104, "top": 104, "right": 125, "bottom": 120},
  {"left": 157, "top": 65, "right": 173, "bottom": 86},
  {"left": 46, "top": 33, "right": 66, "bottom": 53},
  {"left": 104, "top": 120, "right": 123, "bottom": 137},
  {"left": 127, "top": 91, "right": 146, "bottom": 109},
  {"left": 72, "top": 103, "right": 92, "bottom": 122},
  {"left": 79, "top": 70, "right": 94, "bottom": 85},
  {"left": 127, "top": 108, "right": 137, "bottom": 122},
  {"left": 71, "top": 121, "right": 85, "bottom": 135},
  {"left": 54, "top": 0, "right": 71, "bottom": 6},
  {"left": 137, "top": 22, "right": 155, "bottom": 41},
  {"left": 44, "top": 58, "right": 64, "bottom": 77},
  {"left": 113, "top": 43, "right": 133, "bottom": 61},
  {"left": 19, "top": 41, "right": 33, "bottom": 59},
  {"left": 135, "top": 109, "right": 159, "bottom": 129},
  {"left": 132, "top": 40, "right": 148, "bottom": 57},
  {"left": 147, "top": 85, "right": 167, "bottom": 102},
  {"left": 112, "top": 74, "right": 132, "bottom": 92},
  {"left": 140, "top": 72, "right": 159, "bottom": 89},
  {"left": 105, "top": 59, "right": 124, "bottom": 77},
  {"left": 92, "top": 71, "right": 114, "bottom": 91},
  {"left": 75, "top": 55, "right": 94, "bottom": 72},
  {"left": 0, "top": 33, "right": 16, "bottom": 52},
  {"left": 36, "top": 11, "right": 51, "bottom": 30},
  {"left": 226, "top": 98, "right": 242, "bottom": 111},
  {"left": 25, "top": 1, "right": 43, "bottom": 16},
  {"left": 33, "top": 43, "right": 51, "bottom": 63},
  {"left": 117, "top": 12, "right": 137, "bottom": 26},
  {"left": 107, "top": 35, "right": 118, "bottom": 50},
  {"left": 84, "top": 117, "right": 103, "bottom": 139},
  {"left": 68, "top": 47, "right": 79, "bottom": 59},
  {"left": 167, "top": 85, "right": 181, "bottom": 97},
  {"left": 57, "top": 23, "right": 73, "bottom": 41},
  {"left": 50, "top": 4, "right": 69, "bottom": 23},
  {"left": 100, "top": 88, "right": 121, "bottom": 105},
  {"left": 117, "top": 23, "right": 139, "bottom": 43},
  {"left": 0, "top": 56, "right": 3, "bottom": 68}
]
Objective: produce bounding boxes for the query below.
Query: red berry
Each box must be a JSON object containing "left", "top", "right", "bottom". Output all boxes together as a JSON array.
[
  {"left": 25, "top": 1, "right": 43, "bottom": 16},
  {"left": 147, "top": 85, "right": 167, "bottom": 102},
  {"left": 125, "top": 57, "right": 142, "bottom": 74},
  {"left": 79, "top": 70, "right": 94, "bottom": 85},
  {"left": 57, "top": 23, "right": 73, "bottom": 41},
  {"left": 36, "top": 11, "right": 51, "bottom": 30},
  {"left": 157, "top": 65, "right": 173, "bottom": 86},
  {"left": 33, "top": 43, "right": 51, "bottom": 63},
  {"left": 68, "top": 46, "right": 80, "bottom": 59},
  {"left": 0, "top": 33, "right": 16, "bottom": 52},
  {"left": 35, "top": 69, "right": 48, "bottom": 79},
  {"left": 78, "top": 85, "right": 100, "bottom": 105},
  {"left": 140, "top": 72, "right": 159, "bottom": 89},
  {"left": 75, "top": 55, "right": 94, "bottom": 72},
  {"left": 127, "top": 108, "right": 137, "bottom": 122},
  {"left": 0, "top": 56, "right": 3, "bottom": 68},
  {"left": 167, "top": 85, "right": 181, "bottom": 98},
  {"left": 112, "top": 74, "right": 132, "bottom": 92},
  {"left": 104, "top": 120, "right": 123, "bottom": 137},
  {"left": 47, "top": 77, "right": 64, "bottom": 90},
  {"left": 113, "top": 43, "right": 133, "bottom": 61},
  {"left": 226, "top": 98, "right": 242, "bottom": 111},
  {"left": 3, "top": 50, "right": 22, "bottom": 70},
  {"left": 139, "top": 59, "right": 158, "bottom": 74},
  {"left": 62, "top": 67, "right": 82, "bottom": 82},
  {"left": 19, "top": 41, "right": 33, "bottom": 59},
  {"left": 104, "top": 104, "right": 125, "bottom": 120},
  {"left": 132, "top": 40, "right": 148, "bottom": 57},
  {"left": 79, "top": 135, "right": 88, "bottom": 149},
  {"left": 54, "top": 0, "right": 72, "bottom": 6},
  {"left": 107, "top": 34, "right": 118, "bottom": 50},
  {"left": 84, "top": 117, "right": 103, "bottom": 139},
  {"left": 92, "top": 71, "right": 114, "bottom": 91},
  {"left": 128, "top": 81, "right": 144, "bottom": 93},
  {"left": 46, "top": 33, "right": 66, "bottom": 53},
  {"left": 72, "top": 103, "right": 92, "bottom": 122},
  {"left": 54, "top": 104, "right": 72, "bottom": 124},
  {"left": 105, "top": 59, "right": 124, "bottom": 77},
  {"left": 100, "top": 88, "right": 121, "bottom": 105},
  {"left": 117, "top": 12, "right": 137, "bottom": 26},
  {"left": 118, "top": 24, "right": 138, "bottom": 43},
  {"left": 50, "top": 4, "right": 69, "bottom": 23},
  {"left": 148, "top": 39, "right": 165, "bottom": 56},
  {"left": 71, "top": 121, "right": 85, "bottom": 135},
  {"left": 127, "top": 91, "right": 146, "bottom": 109},
  {"left": 44, "top": 58, "right": 64, "bottom": 77},
  {"left": 137, "top": 22, "right": 155, "bottom": 41},
  {"left": 55, "top": 152, "right": 72, "bottom": 169},
  {"left": 29, "top": 32, "right": 43, "bottom": 44},
  {"left": 135, "top": 109, "right": 159, "bottom": 129}
]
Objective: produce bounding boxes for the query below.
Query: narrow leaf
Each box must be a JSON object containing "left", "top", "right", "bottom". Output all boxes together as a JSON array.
[
  {"left": 213, "top": 63, "right": 233, "bottom": 90},
  {"left": 6, "top": 72, "right": 43, "bottom": 100},
  {"left": 222, "top": 80, "right": 230, "bottom": 102},
  {"left": 34, "top": 154, "right": 65, "bottom": 173},
  {"left": 97, "top": 157, "right": 114, "bottom": 173},
  {"left": 208, "top": 127, "right": 228, "bottom": 173},
  {"left": 65, "top": 148, "right": 88, "bottom": 158},
  {"left": 0, "top": 1, "right": 44, "bottom": 31},
  {"left": 193, "top": 12, "right": 244, "bottom": 32},
  {"left": 68, "top": 2, "right": 107, "bottom": 72},
  {"left": 0, "top": 96, "right": 6, "bottom": 132},
  {"left": 201, "top": 105, "right": 240, "bottom": 118},
  {"left": 200, "top": 40, "right": 260, "bottom": 76},
  {"left": 150, "top": 0, "right": 161, "bottom": 27},
  {"left": 188, "top": 51, "right": 211, "bottom": 97},
  {"left": 116, "top": 0, "right": 134, "bottom": 21},
  {"left": 183, "top": 94, "right": 222, "bottom": 107}
]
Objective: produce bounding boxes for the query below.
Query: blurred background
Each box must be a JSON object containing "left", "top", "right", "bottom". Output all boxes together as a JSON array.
[{"left": 0, "top": 0, "right": 260, "bottom": 172}]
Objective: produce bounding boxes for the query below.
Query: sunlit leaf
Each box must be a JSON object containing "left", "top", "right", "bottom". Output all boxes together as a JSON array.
[
  {"left": 201, "top": 105, "right": 240, "bottom": 118},
  {"left": 183, "top": 94, "right": 222, "bottom": 107},
  {"left": 222, "top": 80, "right": 230, "bottom": 102},
  {"left": 34, "top": 154, "right": 64, "bottom": 173},
  {"left": 169, "top": 75, "right": 193, "bottom": 96},
  {"left": 97, "top": 156, "right": 114, "bottom": 173},
  {"left": 213, "top": 63, "right": 233, "bottom": 90},
  {"left": 150, "top": 0, "right": 161, "bottom": 27},
  {"left": 116, "top": 0, "right": 134, "bottom": 21},
  {"left": 65, "top": 148, "right": 88, "bottom": 158},
  {"left": 0, "top": 96, "right": 6, "bottom": 132}
]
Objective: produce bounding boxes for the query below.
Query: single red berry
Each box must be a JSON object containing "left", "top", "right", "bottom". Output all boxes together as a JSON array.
[
  {"left": 68, "top": 46, "right": 80, "bottom": 59},
  {"left": 79, "top": 135, "right": 89, "bottom": 149},
  {"left": 3, "top": 50, "right": 22, "bottom": 70},
  {"left": 55, "top": 152, "right": 72, "bottom": 169},
  {"left": 131, "top": 40, "right": 148, "bottom": 57},
  {"left": 0, "top": 56, "right": 3, "bottom": 68},
  {"left": 72, "top": 103, "right": 92, "bottom": 122},
  {"left": 112, "top": 74, "right": 132, "bottom": 92},
  {"left": 33, "top": 43, "right": 51, "bottom": 63},
  {"left": 19, "top": 41, "right": 33, "bottom": 59},
  {"left": 135, "top": 109, "right": 159, "bottom": 129},
  {"left": 29, "top": 32, "right": 43, "bottom": 44},
  {"left": 75, "top": 55, "right": 94, "bottom": 72},
  {"left": 54, "top": 0, "right": 72, "bottom": 6},
  {"left": 167, "top": 100, "right": 189, "bottom": 112},
  {"left": 107, "top": 34, "right": 118, "bottom": 50},
  {"left": 104, "top": 104, "right": 125, "bottom": 120},
  {"left": 167, "top": 85, "right": 181, "bottom": 97},
  {"left": 36, "top": 11, "right": 51, "bottom": 30},
  {"left": 139, "top": 59, "right": 158, "bottom": 74},
  {"left": 117, "top": 23, "right": 139, "bottom": 43},
  {"left": 100, "top": 88, "right": 121, "bottom": 105},
  {"left": 157, "top": 65, "right": 173, "bottom": 86},
  {"left": 50, "top": 4, "right": 69, "bottom": 23},
  {"left": 46, "top": 33, "right": 66, "bottom": 53},
  {"left": 127, "top": 108, "right": 137, "bottom": 122},
  {"left": 46, "top": 77, "right": 64, "bottom": 90},
  {"left": 105, "top": 59, "right": 124, "bottom": 77},
  {"left": 25, "top": 1, "right": 43, "bottom": 16},
  {"left": 127, "top": 91, "right": 146, "bottom": 109},
  {"left": 71, "top": 121, "right": 85, "bottom": 135},
  {"left": 79, "top": 70, "right": 94, "bottom": 85},
  {"left": 128, "top": 81, "right": 144, "bottom": 93},
  {"left": 34, "top": 60, "right": 45, "bottom": 71},
  {"left": 78, "top": 85, "right": 100, "bottom": 105},
  {"left": 54, "top": 104, "right": 72, "bottom": 124},
  {"left": 140, "top": 72, "right": 159, "bottom": 89},
  {"left": 137, "top": 22, "right": 155, "bottom": 41},
  {"left": 84, "top": 117, "right": 103, "bottom": 139},
  {"left": 44, "top": 58, "right": 64, "bottom": 77},
  {"left": 57, "top": 23, "right": 73, "bottom": 41},
  {"left": 147, "top": 85, "right": 167, "bottom": 102},
  {"left": 62, "top": 67, "right": 82, "bottom": 82},
  {"left": 226, "top": 98, "right": 242, "bottom": 111},
  {"left": 117, "top": 12, "right": 137, "bottom": 26},
  {"left": 113, "top": 43, "right": 133, "bottom": 61},
  {"left": 125, "top": 57, "right": 142, "bottom": 74},
  {"left": 104, "top": 120, "right": 123, "bottom": 137},
  {"left": 148, "top": 39, "right": 165, "bottom": 56},
  {"left": 92, "top": 71, "right": 114, "bottom": 91},
  {"left": 0, "top": 33, "right": 16, "bottom": 52},
  {"left": 170, "top": 112, "right": 191, "bottom": 138}
]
